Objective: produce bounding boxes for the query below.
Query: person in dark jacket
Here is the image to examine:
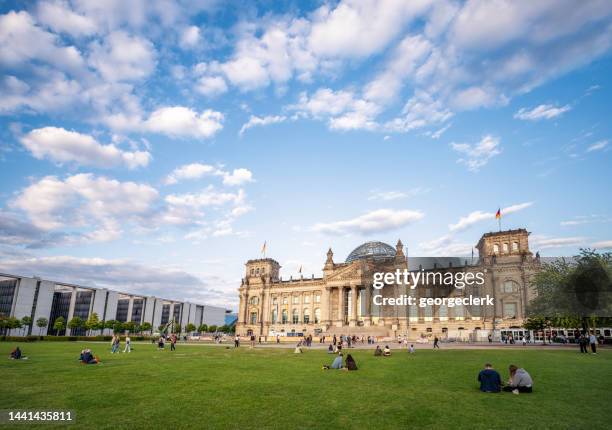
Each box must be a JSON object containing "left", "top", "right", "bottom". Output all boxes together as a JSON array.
[
  {"left": 478, "top": 363, "right": 501, "bottom": 392},
  {"left": 345, "top": 354, "right": 358, "bottom": 371}
]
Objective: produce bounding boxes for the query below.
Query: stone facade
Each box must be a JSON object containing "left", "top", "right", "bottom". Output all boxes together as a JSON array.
[{"left": 236, "top": 229, "right": 540, "bottom": 340}]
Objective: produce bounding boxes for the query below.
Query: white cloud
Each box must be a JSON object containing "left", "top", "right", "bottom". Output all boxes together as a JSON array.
[
  {"left": 530, "top": 235, "right": 586, "bottom": 249},
  {"left": 143, "top": 106, "right": 224, "bottom": 138},
  {"left": 449, "top": 202, "right": 533, "bottom": 232},
  {"left": 514, "top": 104, "right": 571, "bottom": 121},
  {"left": 11, "top": 174, "right": 158, "bottom": 240},
  {"left": 36, "top": 1, "right": 98, "bottom": 36},
  {"left": 222, "top": 168, "right": 254, "bottom": 186},
  {"left": 587, "top": 140, "right": 609, "bottom": 152},
  {"left": 451, "top": 135, "right": 501, "bottom": 172},
  {"left": 312, "top": 208, "right": 424, "bottom": 235},
  {"left": 418, "top": 234, "right": 473, "bottom": 256},
  {"left": 88, "top": 31, "right": 156, "bottom": 81},
  {"left": 592, "top": 240, "right": 612, "bottom": 249},
  {"left": 368, "top": 187, "right": 429, "bottom": 201},
  {"left": 180, "top": 25, "right": 201, "bottom": 49},
  {"left": 385, "top": 91, "right": 453, "bottom": 132},
  {"left": 239, "top": 115, "right": 286, "bottom": 136},
  {"left": 195, "top": 75, "right": 228, "bottom": 97},
  {"left": 165, "top": 186, "right": 246, "bottom": 209},
  {"left": 20, "top": 127, "right": 150, "bottom": 169},
  {"left": 164, "top": 163, "right": 223, "bottom": 185}
]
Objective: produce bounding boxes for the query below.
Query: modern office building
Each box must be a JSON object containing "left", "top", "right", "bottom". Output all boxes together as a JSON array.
[{"left": 0, "top": 273, "right": 227, "bottom": 336}]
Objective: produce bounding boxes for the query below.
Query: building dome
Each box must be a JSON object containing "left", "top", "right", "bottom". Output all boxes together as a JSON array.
[{"left": 345, "top": 241, "right": 396, "bottom": 263}]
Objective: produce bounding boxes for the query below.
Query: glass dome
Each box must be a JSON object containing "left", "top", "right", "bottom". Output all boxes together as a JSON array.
[{"left": 345, "top": 241, "right": 396, "bottom": 263}]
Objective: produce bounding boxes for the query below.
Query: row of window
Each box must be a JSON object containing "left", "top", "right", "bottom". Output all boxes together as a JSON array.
[
  {"left": 250, "top": 267, "right": 266, "bottom": 276},
  {"left": 493, "top": 241, "right": 519, "bottom": 254},
  {"left": 250, "top": 308, "right": 322, "bottom": 325},
  {"left": 249, "top": 294, "right": 322, "bottom": 306}
]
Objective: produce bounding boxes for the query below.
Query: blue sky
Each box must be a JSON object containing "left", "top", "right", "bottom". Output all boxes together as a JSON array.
[{"left": 1, "top": 0, "right": 611, "bottom": 309}]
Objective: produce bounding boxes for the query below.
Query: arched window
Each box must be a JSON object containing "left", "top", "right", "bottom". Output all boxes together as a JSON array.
[
  {"left": 314, "top": 308, "right": 321, "bottom": 323},
  {"left": 438, "top": 304, "right": 448, "bottom": 320},
  {"left": 303, "top": 308, "right": 310, "bottom": 323},
  {"left": 271, "top": 308, "right": 278, "bottom": 323},
  {"left": 281, "top": 309, "right": 288, "bottom": 324},
  {"left": 250, "top": 312, "right": 257, "bottom": 324},
  {"left": 250, "top": 268, "right": 254, "bottom": 275},
  {"left": 249, "top": 296, "right": 259, "bottom": 305},
  {"left": 292, "top": 309, "right": 299, "bottom": 324},
  {"left": 272, "top": 298, "right": 278, "bottom": 305},
  {"left": 282, "top": 296, "right": 288, "bottom": 305},
  {"left": 256, "top": 268, "right": 259, "bottom": 275},
  {"left": 304, "top": 295, "right": 310, "bottom": 304},
  {"left": 502, "top": 243, "right": 509, "bottom": 253},
  {"left": 493, "top": 244, "right": 499, "bottom": 254},
  {"left": 503, "top": 280, "right": 518, "bottom": 293},
  {"left": 454, "top": 304, "right": 465, "bottom": 320},
  {"left": 512, "top": 242, "right": 519, "bottom": 252}
]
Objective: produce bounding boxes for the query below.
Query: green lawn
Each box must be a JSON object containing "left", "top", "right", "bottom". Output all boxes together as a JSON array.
[{"left": 1, "top": 342, "right": 610, "bottom": 430}]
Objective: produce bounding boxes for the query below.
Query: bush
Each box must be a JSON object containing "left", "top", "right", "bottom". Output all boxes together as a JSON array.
[{"left": 1, "top": 335, "right": 151, "bottom": 342}]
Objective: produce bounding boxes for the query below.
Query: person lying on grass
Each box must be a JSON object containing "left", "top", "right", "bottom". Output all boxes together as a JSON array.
[
  {"left": 323, "top": 352, "right": 344, "bottom": 369},
  {"left": 79, "top": 348, "right": 100, "bottom": 365},
  {"left": 502, "top": 364, "right": 533, "bottom": 394}
]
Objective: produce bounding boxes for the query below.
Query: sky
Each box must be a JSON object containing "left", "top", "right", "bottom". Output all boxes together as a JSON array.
[{"left": 1, "top": 0, "right": 611, "bottom": 310}]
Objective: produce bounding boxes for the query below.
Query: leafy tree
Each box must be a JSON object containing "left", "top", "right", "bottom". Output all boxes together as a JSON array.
[
  {"left": 185, "top": 323, "right": 196, "bottom": 333},
  {"left": 104, "top": 319, "right": 117, "bottom": 335},
  {"left": 528, "top": 249, "right": 612, "bottom": 332},
  {"left": 53, "top": 316, "right": 66, "bottom": 335},
  {"left": 158, "top": 324, "right": 166, "bottom": 333},
  {"left": 198, "top": 324, "right": 208, "bottom": 333},
  {"left": 36, "top": 317, "right": 48, "bottom": 335},
  {"left": 208, "top": 325, "right": 218, "bottom": 333},
  {"left": 68, "top": 316, "right": 84, "bottom": 334},
  {"left": 21, "top": 316, "right": 33, "bottom": 336},
  {"left": 123, "top": 321, "right": 136, "bottom": 333},
  {"left": 112, "top": 321, "right": 124, "bottom": 334},
  {"left": 85, "top": 313, "right": 101, "bottom": 336},
  {"left": 140, "top": 322, "right": 152, "bottom": 334},
  {"left": 523, "top": 317, "right": 552, "bottom": 344}
]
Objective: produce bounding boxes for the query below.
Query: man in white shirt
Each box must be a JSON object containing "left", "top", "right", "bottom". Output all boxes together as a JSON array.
[{"left": 589, "top": 332, "right": 597, "bottom": 354}]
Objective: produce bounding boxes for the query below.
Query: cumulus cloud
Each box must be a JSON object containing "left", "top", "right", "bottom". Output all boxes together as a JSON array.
[
  {"left": 514, "top": 104, "right": 571, "bottom": 121},
  {"left": 0, "top": 211, "right": 71, "bottom": 249},
  {"left": 449, "top": 202, "right": 533, "bottom": 232},
  {"left": 222, "top": 168, "right": 253, "bottom": 186},
  {"left": 312, "top": 209, "right": 424, "bottom": 235},
  {"left": 20, "top": 126, "right": 150, "bottom": 169},
  {"left": 143, "top": 106, "right": 223, "bottom": 138},
  {"left": 418, "top": 234, "right": 474, "bottom": 256},
  {"left": 164, "top": 164, "right": 253, "bottom": 186},
  {"left": 36, "top": 1, "right": 98, "bottom": 36},
  {"left": 451, "top": 135, "right": 501, "bottom": 172},
  {"left": 239, "top": 115, "right": 286, "bottom": 136},
  {"left": 195, "top": 75, "right": 228, "bottom": 97},
  {"left": 180, "top": 25, "right": 201, "bottom": 49}
]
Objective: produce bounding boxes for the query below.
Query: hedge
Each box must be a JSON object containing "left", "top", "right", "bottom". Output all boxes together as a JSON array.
[{"left": 0, "top": 335, "right": 151, "bottom": 342}]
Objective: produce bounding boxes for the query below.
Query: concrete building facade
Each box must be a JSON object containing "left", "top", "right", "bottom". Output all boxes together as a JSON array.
[{"left": 0, "top": 274, "right": 227, "bottom": 336}]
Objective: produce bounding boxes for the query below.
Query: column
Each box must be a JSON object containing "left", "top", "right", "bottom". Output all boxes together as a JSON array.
[
  {"left": 66, "top": 287, "right": 77, "bottom": 335},
  {"left": 336, "top": 287, "right": 345, "bottom": 327},
  {"left": 322, "top": 287, "right": 331, "bottom": 325},
  {"left": 127, "top": 297, "right": 134, "bottom": 323},
  {"left": 349, "top": 285, "right": 358, "bottom": 327},
  {"left": 364, "top": 285, "right": 372, "bottom": 326}
]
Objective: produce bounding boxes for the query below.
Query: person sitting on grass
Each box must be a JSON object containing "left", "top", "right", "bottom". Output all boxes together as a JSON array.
[
  {"left": 345, "top": 354, "right": 358, "bottom": 371},
  {"left": 327, "top": 344, "right": 334, "bottom": 354},
  {"left": 502, "top": 365, "right": 533, "bottom": 394},
  {"left": 323, "top": 352, "right": 344, "bottom": 369},
  {"left": 374, "top": 345, "right": 383, "bottom": 356},
  {"left": 383, "top": 345, "right": 391, "bottom": 356},
  {"left": 294, "top": 342, "right": 303, "bottom": 354},
  {"left": 9, "top": 347, "right": 27, "bottom": 360},
  {"left": 409, "top": 344, "right": 415, "bottom": 354},
  {"left": 478, "top": 363, "right": 502, "bottom": 393},
  {"left": 158, "top": 336, "right": 165, "bottom": 350},
  {"left": 79, "top": 349, "right": 99, "bottom": 365}
]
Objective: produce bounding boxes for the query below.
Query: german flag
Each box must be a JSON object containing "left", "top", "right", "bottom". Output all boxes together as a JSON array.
[{"left": 495, "top": 208, "right": 501, "bottom": 219}]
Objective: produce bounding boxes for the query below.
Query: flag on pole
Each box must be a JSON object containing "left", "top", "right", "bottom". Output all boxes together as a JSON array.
[
  {"left": 261, "top": 241, "right": 267, "bottom": 257},
  {"left": 298, "top": 265, "right": 302, "bottom": 274},
  {"left": 495, "top": 208, "right": 501, "bottom": 219}
]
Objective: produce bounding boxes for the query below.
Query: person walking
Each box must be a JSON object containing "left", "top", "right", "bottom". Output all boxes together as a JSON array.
[
  {"left": 234, "top": 334, "right": 240, "bottom": 348},
  {"left": 579, "top": 334, "right": 588, "bottom": 353},
  {"left": 170, "top": 333, "right": 177, "bottom": 351},
  {"left": 433, "top": 336, "right": 440, "bottom": 349},
  {"left": 123, "top": 335, "right": 131, "bottom": 353}
]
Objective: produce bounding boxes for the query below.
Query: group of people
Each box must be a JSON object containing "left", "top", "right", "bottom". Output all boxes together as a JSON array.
[
  {"left": 579, "top": 332, "right": 599, "bottom": 354},
  {"left": 9, "top": 346, "right": 27, "bottom": 360},
  {"left": 157, "top": 333, "right": 177, "bottom": 350},
  {"left": 110, "top": 335, "right": 132, "bottom": 353},
  {"left": 478, "top": 363, "right": 533, "bottom": 394},
  {"left": 323, "top": 352, "right": 358, "bottom": 371}
]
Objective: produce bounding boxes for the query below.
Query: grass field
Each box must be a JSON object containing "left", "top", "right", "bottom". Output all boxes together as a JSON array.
[{"left": 1, "top": 342, "right": 611, "bottom": 430}]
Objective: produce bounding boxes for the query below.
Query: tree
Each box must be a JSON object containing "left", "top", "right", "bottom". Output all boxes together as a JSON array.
[
  {"left": 208, "top": 325, "right": 218, "bottom": 333},
  {"left": 104, "top": 319, "right": 117, "bottom": 335},
  {"left": 53, "top": 316, "right": 66, "bottom": 335},
  {"left": 68, "top": 316, "right": 84, "bottom": 334},
  {"left": 85, "top": 313, "right": 101, "bottom": 336},
  {"left": 185, "top": 323, "right": 196, "bottom": 333},
  {"left": 36, "top": 317, "right": 48, "bottom": 335},
  {"left": 123, "top": 321, "right": 136, "bottom": 334},
  {"left": 198, "top": 324, "right": 208, "bottom": 333},
  {"left": 158, "top": 324, "right": 166, "bottom": 333},
  {"left": 112, "top": 321, "right": 124, "bottom": 334},
  {"left": 8, "top": 317, "right": 22, "bottom": 334},
  {"left": 523, "top": 317, "right": 552, "bottom": 344},
  {"left": 141, "top": 322, "right": 152, "bottom": 334},
  {"left": 21, "top": 316, "right": 33, "bottom": 336}
]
